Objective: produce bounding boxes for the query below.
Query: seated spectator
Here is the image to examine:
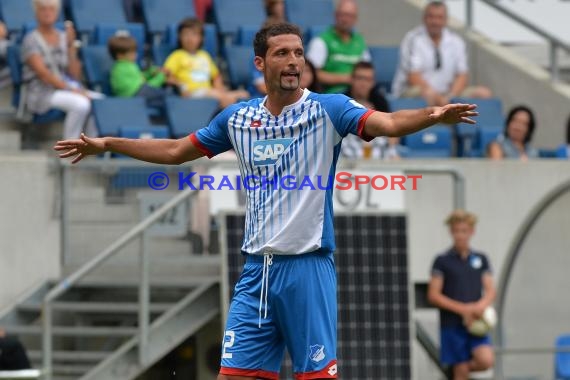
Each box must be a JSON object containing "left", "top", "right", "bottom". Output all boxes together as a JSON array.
[
  {"left": 164, "top": 18, "right": 248, "bottom": 108},
  {"left": 306, "top": 0, "right": 370, "bottom": 94},
  {"left": 392, "top": 1, "right": 492, "bottom": 106},
  {"left": 487, "top": 105, "right": 538, "bottom": 161},
  {"left": 109, "top": 34, "right": 177, "bottom": 108},
  {"left": 341, "top": 61, "right": 404, "bottom": 160},
  {"left": 556, "top": 114, "right": 570, "bottom": 159},
  {"left": 22, "top": 0, "right": 103, "bottom": 139},
  {"left": 250, "top": 58, "right": 321, "bottom": 98},
  {"left": 0, "top": 328, "right": 31, "bottom": 370},
  {"left": 264, "top": 0, "right": 286, "bottom": 25},
  {"left": 344, "top": 61, "right": 389, "bottom": 112}
]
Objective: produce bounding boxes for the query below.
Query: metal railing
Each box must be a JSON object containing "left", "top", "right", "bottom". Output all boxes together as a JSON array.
[
  {"left": 466, "top": 0, "right": 570, "bottom": 82},
  {"left": 42, "top": 160, "right": 198, "bottom": 380}
]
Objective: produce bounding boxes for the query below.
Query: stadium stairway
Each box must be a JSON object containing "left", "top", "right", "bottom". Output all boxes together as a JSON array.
[
  {"left": 0, "top": 258, "right": 221, "bottom": 380},
  {"left": 0, "top": 167, "right": 222, "bottom": 379}
]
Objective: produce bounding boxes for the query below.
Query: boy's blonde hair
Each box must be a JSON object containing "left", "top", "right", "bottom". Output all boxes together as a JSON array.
[
  {"left": 445, "top": 209, "right": 478, "bottom": 227},
  {"left": 108, "top": 35, "right": 137, "bottom": 60}
]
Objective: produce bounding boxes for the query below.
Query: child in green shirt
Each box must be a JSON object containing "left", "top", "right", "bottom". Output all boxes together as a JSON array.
[{"left": 108, "top": 34, "right": 174, "bottom": 107}]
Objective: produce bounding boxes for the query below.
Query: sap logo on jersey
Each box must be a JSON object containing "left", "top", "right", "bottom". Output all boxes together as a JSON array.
[{"left": 252, "top": 138, "right": 294, "bottom": 166}]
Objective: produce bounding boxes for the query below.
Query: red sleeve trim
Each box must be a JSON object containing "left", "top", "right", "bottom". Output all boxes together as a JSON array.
[
  {"left": 295, "top": 360, "right": 338, "bottom": 379},
  {"left": 220, "top": 366, "right": 279, "bottom": 379},
  {"left": 357, "top": 109, "right": 375, "bottom": 142},
  {"left": 189, "top": 132, "right": 214, "bottom": 158}
]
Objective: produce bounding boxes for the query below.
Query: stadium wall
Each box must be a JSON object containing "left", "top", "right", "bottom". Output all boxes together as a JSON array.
[
  {"left": 357, "top": 0, "right": 570, "bottom": 149},
  {"left": 0, "top": 154, "right": 60, "bottom": 312}
]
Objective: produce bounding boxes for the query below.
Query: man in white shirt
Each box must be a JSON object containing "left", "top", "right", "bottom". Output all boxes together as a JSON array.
[{"left": 392, "top": 1, "right": 492, "bottom": 106}]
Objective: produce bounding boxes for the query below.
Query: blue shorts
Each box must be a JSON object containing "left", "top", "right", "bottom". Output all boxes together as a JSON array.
[
  {"left": 220, "top": 251, "right": 338, "bottom": 379},
  {"left": 440, "top": 325, "right": 492, "bottom": 365}
]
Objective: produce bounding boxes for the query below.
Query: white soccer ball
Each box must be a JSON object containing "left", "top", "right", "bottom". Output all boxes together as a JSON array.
[{"left": 468, "top": 306, "right": 498, "bottom": 337}]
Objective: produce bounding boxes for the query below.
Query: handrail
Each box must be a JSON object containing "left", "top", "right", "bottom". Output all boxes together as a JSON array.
[
  {"left": 42, "top": 162, "right": 198, "bottom": 380},
  {"left": 466, "top": 0, "right": 570, "bottom": 81}
]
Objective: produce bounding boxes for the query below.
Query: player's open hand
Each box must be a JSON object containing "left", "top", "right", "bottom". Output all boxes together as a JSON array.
[
  {"left": 430, "top": 103, "right": 478, "bottom": 125},
  {"left": 54, "top": 133, "right": 105, "bottom": 164}
]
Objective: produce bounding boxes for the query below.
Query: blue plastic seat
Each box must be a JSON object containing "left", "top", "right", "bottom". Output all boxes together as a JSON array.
[
  {"left": 225, "top": 45, "right": 254, "bottom": 89},
  {"left": 235, "top": 25, "right": 259, "bottom": 48},
  {"left": 285, "top": 0, "right": 334, "bottom": 35},
  {"left": 93, "top": 23, "right": 145, "bottom": 59},
  {"left": 165, "top": 97, "right": 219, "bottom": 138},
  {"left": 141, "top": 0, "right": 195, "bottom": 38},
  {"left": 0, "top": 0, "right": 63, "bottom": 37},
  {"left": 403, "top": 125, "right": 452, "bottom": 158},
  {"left": 452, "top": 97, "right": 503, "bottom": 157},
  {"left": 388, "top": 97, "right": 428, "bottom": 111},
  {"left": 369, "top": 46, "right": 400, "bottom": 93},
  {"left": 6, "top": 45, "right": 65, "bottom": 125},
  {"left": 119, "top": 125, "right": 169, "bottom": 139},
  {"left": 151, "top": 44, "right": 173, "bottom": 66},
  {"left": 213, "top": 0, "right": 264, "bottom": 38},
  {"left": 81, "top": 45, "right": 114, "bottom": 95},
  {"left": 69, "top": 0, "right": 127, "bottom": 36},
  {"left": 163, "top": 23, "right": 218, "bottom": 59},
  {"left": 556, "top": 334, "right": 570, "bottom": 380},
  {"left": 92, "top": 98, "right": 153, "bottom": 136}
]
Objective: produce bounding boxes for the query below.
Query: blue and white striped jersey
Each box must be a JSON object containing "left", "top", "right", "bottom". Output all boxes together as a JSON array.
[{"left": 190, "top": 89, "right": 374, "bottom": 255}]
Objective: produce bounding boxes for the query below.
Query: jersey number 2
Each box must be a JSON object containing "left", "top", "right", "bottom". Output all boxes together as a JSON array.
[{"left": 222, "top": 330, "right": 235, "bottom": 359}]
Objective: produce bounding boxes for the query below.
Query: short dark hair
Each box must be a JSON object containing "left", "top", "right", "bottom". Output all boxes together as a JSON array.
[
  {"left": 253, "top": 22, "right": 303, "bottom": 58},
  {"left": 504, "top": 105, "right": 536, "bottom": 144},
  {"left": 177, "top": 18, "right": 203, "bottom": 49},
  {"left": 352, "top": 61, "right": 374, "bottom": 73},
  {"left": 107, "top": 35, "right": 137, "bottom": 60}
]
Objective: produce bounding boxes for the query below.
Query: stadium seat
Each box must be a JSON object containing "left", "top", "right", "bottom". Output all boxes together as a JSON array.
[
  {"left": 369, "top": 46, "right": 400, "bottom": 93},
  {"left": 388, "top": 97, "right": 428, "bottom": 111},
  {"left": 0, "top": 0, "right": 63, "bottom": 36},
  {"left": 475, "top": 126, "right": 503, "bottom": 158},
  {"left": 92, "top": 98, "right": 153, "bottom": 136},
  {"left": 285, "top": 0, "right": 334, "bottom": 35},
  {"left": 69, "top": 0, "right": 127, "bottom": 36},
  {"left": 403, "top": 125, "right": 453, "bottom": 158},
  {"left": 213, "top": 0, "right": 264, "bottom": 38},
  {"left": 93, "top": 23, "right": 145, "bottom": 59},
  {"left": 81, "top": 45, "right": 114, "bottom": 95},
  {"left": 151, "top": 44, "right": 172, "bottom": 66},
  {"left": 556, "top": 144, "right": 569, "bottom": 159},
  {"left": 225, "top": 45, "right": 254, "bottom": 89},
  {"left": 556, "top": 334, "right": 570, "bottom": 380},
  {"left": 119, "top": 125, "right": 169, "bottom": 139},
  {"left": 163, "top": 23, "right": 218, "bottom": 59},
  {"left": 141, "top": 0, "right": 196, "bottom": 39},
  {"left": 305, "top": 25, "right": 328, "bottom": 45},
  {"left": 452, "top": 97, "right": 503, "bottom": 157},
  {"left": 165, "top": 97, "right": 219, "bottom": 138},
  {"left": 6, "top": 45, "right": 65, "bottom": 125},
  {"left": 235, "top": 25, "right": 259, "bottom": 48}
]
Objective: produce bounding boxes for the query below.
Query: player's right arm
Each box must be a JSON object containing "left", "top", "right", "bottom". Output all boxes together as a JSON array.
[{"left": 54, "top": 134, "right": 205, "bottom": 165}]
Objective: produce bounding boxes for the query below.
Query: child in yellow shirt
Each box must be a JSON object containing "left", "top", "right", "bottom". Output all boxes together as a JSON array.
[{"left": 164, "top": 18, "right": 249, "bottom": 107}]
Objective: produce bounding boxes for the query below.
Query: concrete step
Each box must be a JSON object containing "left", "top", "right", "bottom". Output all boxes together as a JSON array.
[
  {"left": 18, "top": 301, "right": 175, "bottom": 314},
  {"left": 28, "top": 350, "right": 109, "bottom": 363},
  {"left": 0, "top": 130, "right": 21, "bottom": 151},
  {"left": 5, "top": 325, "right": 137, "bottom": 337}
]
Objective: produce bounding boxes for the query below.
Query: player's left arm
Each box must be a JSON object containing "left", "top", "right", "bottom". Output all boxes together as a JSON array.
[{"left": 362, "top": 103, "right": 478, "bottom": 138}]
